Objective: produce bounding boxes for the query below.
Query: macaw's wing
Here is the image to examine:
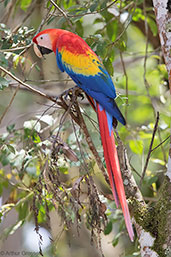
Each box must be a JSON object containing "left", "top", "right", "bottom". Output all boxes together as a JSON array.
[{"left": 55, "top": 32, "right": 126, "bottom": 125}]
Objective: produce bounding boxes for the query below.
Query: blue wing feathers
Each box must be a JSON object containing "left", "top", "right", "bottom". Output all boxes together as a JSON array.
[
  {"left": 56, "top": 50, "right": 65, "bottom": 72},
  {"left": 56, "top": 50, "right": 125, "bottom": 125}
]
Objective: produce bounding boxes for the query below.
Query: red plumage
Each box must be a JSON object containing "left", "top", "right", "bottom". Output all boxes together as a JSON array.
[{"left": 97, "top": 103, "right": 134, "bottom": 241}]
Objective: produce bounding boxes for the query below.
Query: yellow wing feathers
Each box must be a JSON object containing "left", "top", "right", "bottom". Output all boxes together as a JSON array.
[{"left": 61, "top": 49, "right": 102, "bottom": 76}]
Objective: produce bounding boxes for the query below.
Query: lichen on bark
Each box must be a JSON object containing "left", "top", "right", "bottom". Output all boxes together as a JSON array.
[
  {"left": 130, "top": 176, "right": 171, "bottom": 257},
  {"left": 152, "top": 177, "right": 171, "bottom": 256}
]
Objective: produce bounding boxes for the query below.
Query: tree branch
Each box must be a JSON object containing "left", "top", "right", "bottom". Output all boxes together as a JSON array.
[
  {"left": 113, "top": 129, "right": 161, "bottom": 256},
  {"left": 140, "top": 112, "right": 160, "bottom": 186},
  {"left": 49, "top": 0, "right": 73, "bottom": 28}
]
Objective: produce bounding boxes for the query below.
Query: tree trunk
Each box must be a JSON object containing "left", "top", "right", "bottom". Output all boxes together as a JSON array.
[{"left": 129, "top": 1, "right": 171, "bottom": 256}]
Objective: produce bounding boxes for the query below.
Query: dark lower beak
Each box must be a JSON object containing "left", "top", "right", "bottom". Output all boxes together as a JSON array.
[{"left": 37, "top": 45, "right": 53, "bottom": 55}]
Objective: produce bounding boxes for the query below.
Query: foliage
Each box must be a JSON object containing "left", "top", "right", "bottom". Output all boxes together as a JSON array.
[{"left": 0, "top": 0, "right": 170, "bottom": 256}]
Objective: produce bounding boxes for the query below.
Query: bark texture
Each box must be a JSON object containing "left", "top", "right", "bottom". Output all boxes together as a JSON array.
[
  {"left": 152, "top": 0, "right": 171, "bottom": 256},
  {"left": 153, "top": 0, "right": 171, "bottom": 92}
]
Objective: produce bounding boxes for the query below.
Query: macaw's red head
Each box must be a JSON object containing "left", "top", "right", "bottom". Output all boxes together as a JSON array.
[{"left": 33, "top": 28, "right": 61, "bottom": 58}]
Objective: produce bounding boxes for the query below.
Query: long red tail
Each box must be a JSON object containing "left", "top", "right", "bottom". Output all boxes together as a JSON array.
[{"left": 96, "top": 102, "right": 134, "bottom": 241}]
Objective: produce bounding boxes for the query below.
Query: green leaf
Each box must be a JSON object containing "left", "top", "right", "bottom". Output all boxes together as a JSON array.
[
  {"left": 7, "top": 124, "right": 15, "bottom": 133},
  {"left": 147, "top": 17, "right": 158, "bottom": 36},
  {"left": 0, "top": 53, "right": 9, "bottom": 67},
  {"left": 57, "top": 16, "right": 67, "bottom": 26},
  {"left": 129, "top": 140, "right": 143, "bottom": 154},
  {"left": 59, "top": 166, "right": 68, "bottom": 174},
  {"left": 139, "top": 131, "right": 152, "bottom": 139},
  {"left": 47, "top": 16, "right": 55, "bottom": 25},
  {"left": 75, "top": 20, "right": 84, "bottom": 37},
  {"left": 16, "top": 192, "right": 33, "bottom": 207},
  {"left": 94, "top": 18, "right": 104, "bottom": 24},
  {"left": 20, "top": 0, "right": 32, "bottom": 11},
  {"left": 35, "top": 65, "right": 40, "bottom": 72},
  {"left": 158, "top": 64, "right": 168, "bottom": 78},
  {"left": 4, "top": 0, "right": 10, "bottom": 7},
  {"left": 101, "top": 10, "right": 113, "bottom": 22},
  {"left": 32, "top": 133, "right": 41, "bottom": 143},
  {"left": 46, "top": 0, "right": 55, "bottom": 10},
  {"left": 117, "top": 39, "right": 127, "bottom": 51},
  {"left": 112, "top": 232, "right": 122, "bottom": 247},
  {"left": 147, "top": 176, "right": 158, "bottom": 186},
  {"left": 96, "top": 41, "right": 108, "bottom": 58},
  {"left": 18, "top": 201, "right": 29, "bottom": 220},
  {"left": 100, "top": 0, "right": 108, "bottom": 9},
  {"left": 0, "top": 77, "right": 10, "bottom": 90},
  {"left": 104, "top": 221, "right": 113, "bottom": 235},
  {"left": 13, "top": 54, "right": 20, "bottom": 67},
  {"left": 3, "top": 220, "right": 24, "bottom": 238},
  {"left": 132, "top": 8, "right": 144, "bottom": 22},
  {"left": 0, "top": 184, "right": 3, "bottom": 197},
  {"left": 67, "top": 5, "right": 81, "bottom": 11},
  {"left": 37, "top": 203, "right": 48, "bottom": 223},
  {"left": 0, "top": 213, "right": 2, "bottom": 222},
  {"left": 6, "top": 144, "right": 16, "bottom": 154},
  {"left": 90, "top": 2, "right": 98, "bottom": 12},
  {"left": 106, "top": 20, "right": 118, "bottom": 41},
  {"left": 104, "top": 58, "right": 114, "bottom": 76}
]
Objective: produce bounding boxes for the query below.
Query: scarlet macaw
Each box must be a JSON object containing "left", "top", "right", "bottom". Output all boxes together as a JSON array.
[{"left": 33, "top": 29, "right": 134, "bottom": 241}]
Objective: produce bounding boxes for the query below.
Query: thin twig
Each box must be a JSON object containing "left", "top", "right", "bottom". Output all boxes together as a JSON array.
[
  {"left": 55, "top": 93, "right": 77, "bottom": 139},
  {"left": 71, "top": 118, "right": 89, "bottom": 171},
  {"left": 151, "top": 135, "right": 170, "bottom": 152},
  {"left": 139, "top": 112, "right": 160, "bottom": 186},
  {"left": 26, "top": 78, "right": 72, "bottom": 83},
  {"left": 157, "top": 127, "right": 168, "bottom": 163},
  {"left": 49, "top": 0, "right": 72, "bottom": 28},
  {"left": 0, "top": 84, "right": 20, "bottom": 125},
  {"left": 0, "top": 45, "right": 31, "bottom": 53},
  {"left": 120, "top": 51, "right": 129, "bottom": 124}
]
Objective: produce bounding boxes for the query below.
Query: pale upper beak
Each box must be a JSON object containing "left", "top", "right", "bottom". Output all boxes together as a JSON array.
[{"left": 33, "top": 44, "right": 53, "bottom": 58}]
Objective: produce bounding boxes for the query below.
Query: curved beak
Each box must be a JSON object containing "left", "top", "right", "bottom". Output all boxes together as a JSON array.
[{"left": 33, "top": 44, "right": 53, "bottom": 58}]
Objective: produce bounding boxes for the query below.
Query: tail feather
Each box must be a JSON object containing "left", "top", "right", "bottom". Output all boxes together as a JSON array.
[
  {"left": 96, "top": 102, "right": 134, "bottom": 241},
  {"left": 97, "top": 105, "right": 119, "bottom": 207}
]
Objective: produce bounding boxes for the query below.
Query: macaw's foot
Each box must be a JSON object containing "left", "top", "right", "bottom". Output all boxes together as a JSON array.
[{"left": 56, "top": 86, "right": 84, "bottom": 101}]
